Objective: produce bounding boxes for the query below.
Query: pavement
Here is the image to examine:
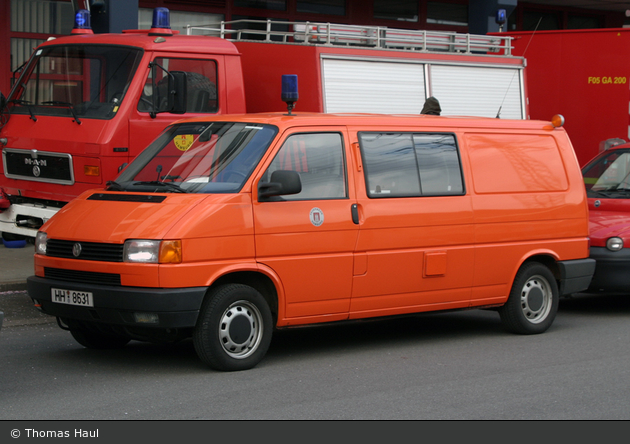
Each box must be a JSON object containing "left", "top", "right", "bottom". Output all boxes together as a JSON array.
[{"left": 0, "top": 238, "right": 54, "bottom": 327}]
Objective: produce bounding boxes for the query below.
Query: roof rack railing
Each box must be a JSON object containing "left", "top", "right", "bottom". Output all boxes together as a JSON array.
[{"left": 186, "top": 19, "right": 513, "bottom": 55}]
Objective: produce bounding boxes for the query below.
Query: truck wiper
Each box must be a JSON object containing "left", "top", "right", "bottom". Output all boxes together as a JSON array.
[
  {"left": 132, "top": 181, "right": 187, "bottom": 193},
  {"left": 42, "top": 101, "right": 81, "bottom": 125},
  {"left": 9, "top": 99, "right": 37, "bottom": 121},
  {"left": 105, "top": 180, "right": 125, "bottom": 191}
]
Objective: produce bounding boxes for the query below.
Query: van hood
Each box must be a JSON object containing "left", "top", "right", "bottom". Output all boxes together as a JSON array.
[{"left": 41, "top": 191, "right": 250, "bottom": 243}]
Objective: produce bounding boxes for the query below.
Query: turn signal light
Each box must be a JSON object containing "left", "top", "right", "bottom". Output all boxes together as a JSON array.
[
  {"left": 84, "top": 165, "right": 100, "bottom": 176},
  {"left": 551, "top": 114, "right": 565, "bottom": 128},
  {"left": 159, "top": 240, "right": 182, "bottom": 263}
]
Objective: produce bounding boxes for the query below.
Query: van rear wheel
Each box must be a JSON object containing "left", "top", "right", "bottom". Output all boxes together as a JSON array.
[
  {"left": 193, "top": 284, "right": 272, "bottom": 372},
  {"left": 499, "top": 262, "right": 559, "bottom": 335}
]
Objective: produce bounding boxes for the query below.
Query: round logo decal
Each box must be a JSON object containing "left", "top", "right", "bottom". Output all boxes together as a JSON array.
[
  {"left": 32, "top": 165, "right": 41, "bottom": 177},
  {"left": 72, "top": 242, "right": 82, "bottom": 258},
  {"left": 309, "top": 207, "right": 324, "bottom": 227},
  {"left": 173, "top": 134, "right": 194, "bottom": 151},
  {"left": 594, "top": 200, "right": 601, "bottom": 208}
]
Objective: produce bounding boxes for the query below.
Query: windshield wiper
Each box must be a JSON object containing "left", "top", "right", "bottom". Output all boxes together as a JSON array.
[
  {"left": 132, "top": 181, "right": 187, "bottom": 193},
  {"left": 9, "top": 99, "right": 37, "bottom": 121},
  {"left": 42, "top": 101, "right": 81, "bottom": 125},
  {"left": 106, "top": 180, "right": 125, "bottom": 191}
]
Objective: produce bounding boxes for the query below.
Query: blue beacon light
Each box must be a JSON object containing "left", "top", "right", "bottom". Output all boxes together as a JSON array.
[
  {"left": 150, "top": 7, "right": 173, "bottom": 35},
  {"left": 282, "top": 75, "right": 299, "bottom": 115},
  {"left": 72, "top": 9, "right": 93, "bottom": 34}
]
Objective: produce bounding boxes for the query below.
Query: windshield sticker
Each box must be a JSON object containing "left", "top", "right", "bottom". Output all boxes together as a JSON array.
[
  {"left": 310, "top": 207, "right": 324, "bottom": 227},
  {"left": 173, "top": 134, "right": 194, "bottom": 152}
]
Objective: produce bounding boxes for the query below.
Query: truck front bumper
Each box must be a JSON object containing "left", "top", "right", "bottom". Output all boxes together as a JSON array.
[
  {"left": 27, "top": 276, "right": 207, "bottom": 329},
  {"left": 587, "top": 247, "right": 630, "bottom": 293}
]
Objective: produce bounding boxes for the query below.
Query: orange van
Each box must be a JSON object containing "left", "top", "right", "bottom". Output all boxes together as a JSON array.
[{"left": 27, "top": 113, "right": 595, "bottom": 371}]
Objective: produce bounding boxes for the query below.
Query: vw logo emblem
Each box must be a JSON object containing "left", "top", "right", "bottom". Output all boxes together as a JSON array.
[
  {"left": 72, "top": 243, "right": 82, "bottom": 257},
  {"left": 33, "top": 165, "right": 41, "bottom": 177}
]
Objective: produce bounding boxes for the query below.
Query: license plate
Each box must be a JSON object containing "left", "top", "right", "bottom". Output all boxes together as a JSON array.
[{"left": 51, "top": 288, "right": 94, "bottom": 307}]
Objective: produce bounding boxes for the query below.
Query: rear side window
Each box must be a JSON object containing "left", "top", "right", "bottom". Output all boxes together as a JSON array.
[{"left": 358, "top": 132, "right": 464, "bottom": 198}]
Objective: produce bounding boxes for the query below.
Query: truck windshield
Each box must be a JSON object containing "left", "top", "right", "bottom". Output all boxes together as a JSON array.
[
  {"left": 7, "top": 44, "right": 142, "bottom": 120},
  {"left": 583, "top": 148, "right": 630, "bottom": 197},
  {"left": 113, "top": 122, "right": 278, "bottom": 193}
]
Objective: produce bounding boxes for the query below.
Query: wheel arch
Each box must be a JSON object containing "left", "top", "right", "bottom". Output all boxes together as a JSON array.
[{"left": 209, "top": 269, "right": 281, "bottom": 325}]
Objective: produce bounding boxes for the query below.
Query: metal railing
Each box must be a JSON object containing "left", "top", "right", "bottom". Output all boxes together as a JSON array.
[{"left": 186, "top": 19, "right": 513, "bottom": 55}]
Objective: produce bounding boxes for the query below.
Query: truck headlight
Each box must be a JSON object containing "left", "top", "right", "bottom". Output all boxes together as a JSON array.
[
  {"left": 606, "top": 237, "right": 624, "bottom": 251},
  {"left": 123, "top": 239, "right": 181, "bottom": 263},
  {"left": 35, "top": 231, "right": 47, "bottom": 255}
]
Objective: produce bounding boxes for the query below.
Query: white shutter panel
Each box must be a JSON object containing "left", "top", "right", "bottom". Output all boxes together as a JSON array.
[
  {"left": 322, "top": 58, "right": 426, "bottom": 113},
  {"left": 429, "top": 65, "right": 524, "bottom": 119}
]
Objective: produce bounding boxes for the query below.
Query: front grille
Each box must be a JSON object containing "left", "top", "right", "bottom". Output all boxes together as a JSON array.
[
  {"left": 45, "top": 267, "right": 121, "bottom": 286},
  {"left": 47, "top": 239, "right": 124, "bottom": 262},
  {"left": 3, "top": 148, "right": 73, "bottom": 184}
]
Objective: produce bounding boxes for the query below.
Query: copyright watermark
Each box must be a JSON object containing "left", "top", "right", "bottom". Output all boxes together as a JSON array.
[
  {"left": 11, "top": 429, "right": 20, "bottom": 438},
  {"left": 8, "top": 429, "right": 99, "bottom": 438}
]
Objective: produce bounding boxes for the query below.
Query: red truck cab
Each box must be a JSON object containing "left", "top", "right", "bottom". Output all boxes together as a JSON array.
[
  {"left": 0, "top": 8, "right": 245, "bottom": 239},
  {"left": 582, "top": 142, "right": 630, "bottom": 292}
]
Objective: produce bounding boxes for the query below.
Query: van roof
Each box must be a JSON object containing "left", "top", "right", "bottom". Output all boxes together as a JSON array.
[{"left": 172, "top": 112, "right": 563, "bottom": 131}]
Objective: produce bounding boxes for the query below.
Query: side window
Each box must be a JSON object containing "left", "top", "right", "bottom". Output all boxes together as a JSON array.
[
  {"left": 263, "top": 133, "right": 347, "bottom": 200},
  {"left": 359, "top": 132, "right": 463, "bottom": 198},
  {"left": 138, "top": 57, "right": 218, "bottom": 113}
]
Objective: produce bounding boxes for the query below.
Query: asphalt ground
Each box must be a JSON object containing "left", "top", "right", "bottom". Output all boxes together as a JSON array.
[{"left": 0, "top": 238, "right": 53, "bottom": 328}]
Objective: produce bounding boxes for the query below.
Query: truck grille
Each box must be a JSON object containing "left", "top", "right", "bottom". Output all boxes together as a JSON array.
[
  {"left": 2, "top": 148, "right": 74, "bottom": 184},
  {"left": 47, "top": 239, "right": 124, "bottom": 262},
  {"left": 45, "top": 267, "right": 122, "bottom": 286}
]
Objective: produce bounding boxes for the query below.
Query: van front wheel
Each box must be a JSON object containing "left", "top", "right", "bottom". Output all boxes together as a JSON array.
[
  {"left": 499, "top": 262, "right": 559, "bottom": 335},
  {"left": 193, "top": 284, "right": 273, "bottom": 372}
]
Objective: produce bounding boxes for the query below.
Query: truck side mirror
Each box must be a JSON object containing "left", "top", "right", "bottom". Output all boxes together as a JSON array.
[
  {"left": 258, "top": 170, "right": 302, "bottom": 200},
  {"left": 168, "top": 71, "right": 187, "bottom": 114}
]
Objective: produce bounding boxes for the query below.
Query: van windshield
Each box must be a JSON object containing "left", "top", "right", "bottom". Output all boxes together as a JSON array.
[
  {"left": 583, "top": 148, "right": 630, "bottom": 198},
  {"left": 8, "top": 44, "right": 142, "bottom": 121},
  {"left": 113, "top": 122, "right": 278, "bottom": 193}
]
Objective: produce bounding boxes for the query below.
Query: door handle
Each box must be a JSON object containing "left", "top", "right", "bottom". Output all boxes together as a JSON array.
[{"left": 351, "top": 203, "right": 359, "bottom": 225}]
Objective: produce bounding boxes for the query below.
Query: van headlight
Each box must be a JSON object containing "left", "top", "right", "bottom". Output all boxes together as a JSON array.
[
  {"left": 123, "top": 239, "right": 182, "bottom": 263},
  {"left": 35, "top": 231, "right": 47, "bottom": 255},
  {"left": 606, "top": 237, "right": 624, "bottom": 251}
]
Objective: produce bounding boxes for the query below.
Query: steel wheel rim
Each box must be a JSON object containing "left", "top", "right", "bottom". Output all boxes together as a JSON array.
[
  {"left": 218, "top": 300, "right": 264, "bottom": 359},
  {"left": 520, "top": 274, "right": 552, "bottom": 324}
]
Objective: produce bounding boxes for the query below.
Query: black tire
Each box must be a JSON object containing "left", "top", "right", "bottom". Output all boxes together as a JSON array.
[
  {"left": 193, "top": 284, "right": 273, "bottom": 372},
  {"left": 67, "top": 322, "right": 131, "bottom": 350},
  {"left": 499, "top": 262, "right": 559, "bottom": 335}
]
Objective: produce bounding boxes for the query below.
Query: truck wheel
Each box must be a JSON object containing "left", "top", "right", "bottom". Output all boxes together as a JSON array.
[
  {"left": 69, "top": 327, "right": 131, "bottom": 349},
  {"left": 193, "top": 284, "right": 272, "bottom": 372},
  {"left": 499, "top": 262, "right": 559, "bottom": 335}
]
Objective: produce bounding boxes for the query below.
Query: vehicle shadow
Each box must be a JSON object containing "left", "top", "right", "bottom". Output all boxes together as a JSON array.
[{"left": 559, "top": 292, "right": 630, "bottom": 315}]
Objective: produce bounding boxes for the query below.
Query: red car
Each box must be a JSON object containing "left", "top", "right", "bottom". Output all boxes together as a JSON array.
[{"left": 582, "top": 142, "right": 630, "bottom": 292}]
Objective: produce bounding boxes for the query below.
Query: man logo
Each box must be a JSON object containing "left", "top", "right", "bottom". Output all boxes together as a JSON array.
[
  {"left": 72, "top": 243, "right": 82, "bottom": 258},
  {"left": 33, "top": 165, "right": 41, "bottom": 177}
]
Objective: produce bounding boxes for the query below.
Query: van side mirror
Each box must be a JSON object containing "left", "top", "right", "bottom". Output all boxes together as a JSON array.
[
  {"left": 258, "top": 170, "right": 302, "bottom": 200},
  {"left": 168, "top": 71, "right": 187, "bottom": 114}
]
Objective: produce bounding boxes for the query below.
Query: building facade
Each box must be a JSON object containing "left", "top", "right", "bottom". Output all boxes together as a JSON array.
[{"left": 1, "top": 0, "right": 628, "bottom": 96}]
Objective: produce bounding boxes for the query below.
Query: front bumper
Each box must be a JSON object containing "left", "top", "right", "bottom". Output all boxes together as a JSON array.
[
  {"left": 27, "top": 276, "right": 207, "bottom": 329},
  {"left": 587, "top": 247, "right": 630, "bottom": 293}
]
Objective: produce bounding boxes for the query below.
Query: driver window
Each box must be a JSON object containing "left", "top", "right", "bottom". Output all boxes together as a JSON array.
[
  {"left": 263, "top": 133, "right": 347, "bottom": 200},
  {"left": 138, "top": 57, "right": 218, "bottom": 113}
]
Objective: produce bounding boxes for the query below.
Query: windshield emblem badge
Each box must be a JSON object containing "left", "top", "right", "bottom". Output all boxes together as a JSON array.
[{"left": 72, "top": 243, "right": 82, "bottom": 257}]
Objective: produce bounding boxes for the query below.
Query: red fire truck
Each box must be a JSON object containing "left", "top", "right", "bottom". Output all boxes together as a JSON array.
[
  {"left": 0, "top": 8, "right": 526, "bottom": 240},
  {"left": 502, "top": 28, "right": 630, "bottom": 167}
]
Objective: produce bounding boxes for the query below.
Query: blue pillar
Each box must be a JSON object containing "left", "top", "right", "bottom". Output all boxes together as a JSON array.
[
  {"left": 469, "top": 0, "right": 517, "bottom": 34},
  {"left": 90, "top": 0, "right": 139, "bottom": 34}
]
